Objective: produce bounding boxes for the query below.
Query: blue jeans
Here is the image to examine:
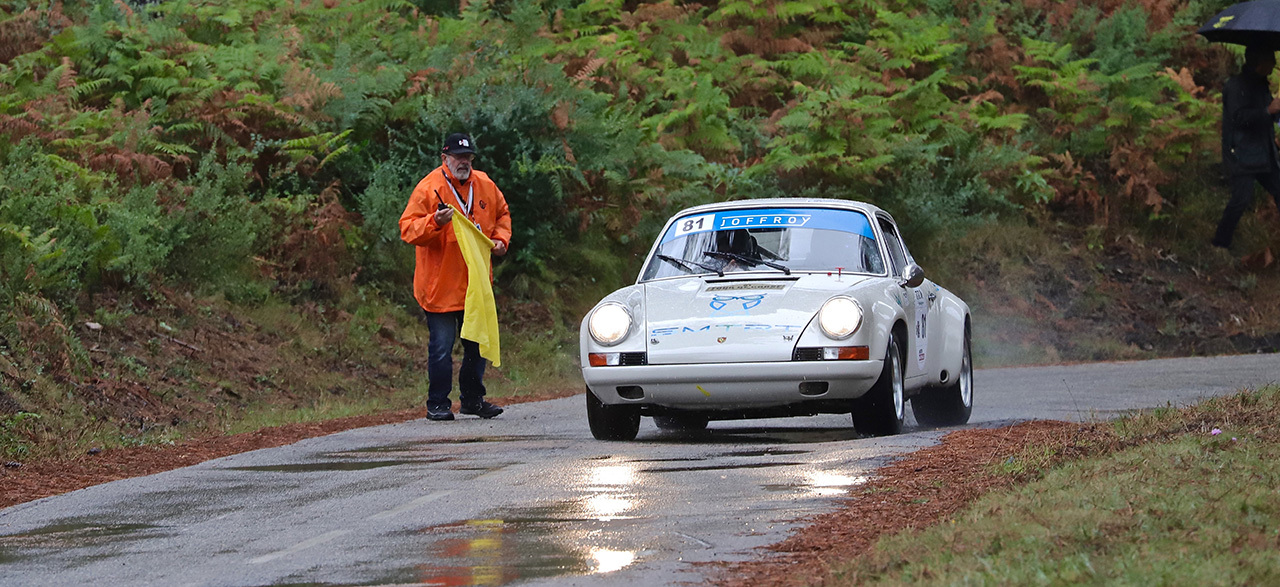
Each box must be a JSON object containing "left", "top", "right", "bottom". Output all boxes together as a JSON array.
[{"left": 425, "top": 310, "right": 487, "bottom": 411}]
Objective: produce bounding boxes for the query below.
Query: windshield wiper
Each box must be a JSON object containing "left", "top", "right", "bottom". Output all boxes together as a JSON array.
[
  {"left": 657, "top": 254, "right": 724, "bottom": 277},
  {"left": 755, "top": 244, "right": 783, "bottom": 261},
  {"left": 704, "top": 251, "right": 791, "bottom": 275}
]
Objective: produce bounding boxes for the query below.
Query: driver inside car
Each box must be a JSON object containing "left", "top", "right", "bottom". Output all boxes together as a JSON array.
[{"left": 711, "top": 229, "right": 759, "bottom": 272}]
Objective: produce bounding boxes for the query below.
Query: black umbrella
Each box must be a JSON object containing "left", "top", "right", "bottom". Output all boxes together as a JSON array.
[{"left": 1199, "top": 1, "right": 1280, "bottom": 48}]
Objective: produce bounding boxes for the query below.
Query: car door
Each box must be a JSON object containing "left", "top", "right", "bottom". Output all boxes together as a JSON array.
[
  {"left": 896, "top": 229, "right": 947, "bottom": 384},
  {"left": 876, "top": 217, "right": 928, "bottom": 384}
]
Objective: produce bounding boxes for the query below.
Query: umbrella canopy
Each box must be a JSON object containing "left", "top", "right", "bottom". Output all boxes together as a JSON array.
[{"left": 1199, "top": 1, "right": 1280, "bottom": 48}]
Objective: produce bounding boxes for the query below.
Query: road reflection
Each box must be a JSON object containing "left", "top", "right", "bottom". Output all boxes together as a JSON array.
[
  {"left": 414, "top": 459, "right": 641, "bottom": 585},
  {"left": 803, "top": 470, "right": 868, "bottom": 496},
  {"left": 584, "top": 494, "right": 632, "bottom": 520},
  {"left": 589, "top": 464, "right": 634, "bottom": 487},
  {"left": 585, "top": 462, "right": 638, "bottom": 521},
  {"left": 589, "top": 547, "right": 636, "bottom": 573},
  {"left": 410, "top": 443, "right": 872, "bottom": 585}
]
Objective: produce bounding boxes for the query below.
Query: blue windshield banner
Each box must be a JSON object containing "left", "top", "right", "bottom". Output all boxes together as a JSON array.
[{"left": 661, "top": 208, "right": 875, "bottom": 243}]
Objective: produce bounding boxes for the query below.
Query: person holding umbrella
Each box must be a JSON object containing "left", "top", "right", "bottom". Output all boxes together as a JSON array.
[
  {"left": 1199, "top": 2, "right": 1280, "bottom": 249},
  {"left": 1212, "top": 44, "right": 1280, "bottom": 250}
]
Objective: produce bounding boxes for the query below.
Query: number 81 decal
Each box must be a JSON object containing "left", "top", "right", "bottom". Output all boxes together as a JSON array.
[{"left": 674, "top": 214, "right": 715, "bottom": 237}]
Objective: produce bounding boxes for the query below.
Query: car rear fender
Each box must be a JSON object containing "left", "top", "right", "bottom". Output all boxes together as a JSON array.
[{"left": 931, "top": 293, "right": 971, "bottom": 387}]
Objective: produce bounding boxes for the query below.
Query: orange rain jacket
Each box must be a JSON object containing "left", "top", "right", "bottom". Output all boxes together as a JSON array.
[{"left": 399, "top": 165, "right": 512, "bottom": 313}]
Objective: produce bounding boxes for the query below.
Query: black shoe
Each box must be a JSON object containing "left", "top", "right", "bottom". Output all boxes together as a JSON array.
[
  {"left": 460, "top": 401, "right": 503, "bottom": 419},
  {"left": 427, "top": 407, "right": 454, "bottom": 421}
]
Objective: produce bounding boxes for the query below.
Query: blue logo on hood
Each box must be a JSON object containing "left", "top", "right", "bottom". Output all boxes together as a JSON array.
[{"left": 710, "top": 294, "right": 764, "bottom": 311}]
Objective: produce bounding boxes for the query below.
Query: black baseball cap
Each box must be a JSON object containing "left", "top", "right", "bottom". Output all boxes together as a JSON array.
[{"left": 442, "top": 133, "right": 475, "bottom": 155}]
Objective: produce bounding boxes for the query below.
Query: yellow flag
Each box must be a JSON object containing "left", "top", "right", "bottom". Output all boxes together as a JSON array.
[{"left": 448, "top": 204, "right": 501, "bottom": 366}]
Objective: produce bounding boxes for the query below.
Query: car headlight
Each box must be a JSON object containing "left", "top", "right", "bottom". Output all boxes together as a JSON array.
[
  {"left": 589, "top": 303, "right": 632, "bottom": 346},
  {"left": 818, "top": 297, "right": 862, "bottom": 340}
]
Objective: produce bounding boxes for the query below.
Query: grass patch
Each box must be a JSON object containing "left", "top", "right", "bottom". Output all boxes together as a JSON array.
[
  {"left": 0, "top": 288, "right": 582, "bottom": 460},
  {"left": 219, "top": 384, "right": 425, "bottom": 436},
  {"left": 492, "top": 326, "right": 582, "bottom": 395},
  {"left": 832, "top": 385, "right": 1280, "bottom": 585}
]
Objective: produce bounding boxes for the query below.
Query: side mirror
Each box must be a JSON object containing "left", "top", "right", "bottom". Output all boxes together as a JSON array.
[{"left": 900, "top": 263, "right": 925, "bottom": 288}]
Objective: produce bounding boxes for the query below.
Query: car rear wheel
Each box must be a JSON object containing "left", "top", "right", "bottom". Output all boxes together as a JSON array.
[
  {"left": 912, "top": 323, "right": 973, "bottom": 427},
  {"left": 653, "top": 415, "right": 709, "bottom": 431},
  {"left": 586, "top": 387, "right": 641, "bottom": 441},
  {"left": 852, "top": 332, "right": 905, "bottom": 436}
]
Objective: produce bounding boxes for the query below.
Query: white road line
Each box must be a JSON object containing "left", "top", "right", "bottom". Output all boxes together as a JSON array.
[
  {"left": 367, "top": 490, "right": 453, "bottom": 521},
  {"left": 249, "top": 529, "right": 349, "bottom": 564},
  {"left": 672, "top": 531, "right": 713, "bottom": 547}
]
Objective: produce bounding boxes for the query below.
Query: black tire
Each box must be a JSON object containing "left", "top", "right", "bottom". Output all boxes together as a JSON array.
[
  {"left": 912, "top": 323, "right": 973, "bottom": 427},
  {"left": 653, "top": 415, "right": 709, "bottom": 431},
  {"left": 852, "top": 331, "right": 905, "bottom": 436},
  {"left": 586, "top": 387, "right": 640, "bottom": 441}
]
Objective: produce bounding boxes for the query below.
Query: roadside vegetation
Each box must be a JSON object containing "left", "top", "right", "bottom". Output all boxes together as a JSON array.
[
  {"left": 833, "top": 384, "right": 1280, "bottom": 585},
  {"left": 2, "top": 0, "right": 1280, "bottom": 460}
]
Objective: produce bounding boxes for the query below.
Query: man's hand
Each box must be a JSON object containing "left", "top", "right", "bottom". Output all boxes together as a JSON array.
[
  {"left": 1268, "top": 97, "right": 1280, "bottom": 116},
  {"left": 492, "top": 240, "right": 508, "bottom": 256},
  {"left": 433, "top": 207, "right": 454, "bottom": 227}
]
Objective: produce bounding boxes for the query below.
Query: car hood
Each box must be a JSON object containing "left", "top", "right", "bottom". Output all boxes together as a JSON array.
[{"left": 643, "top": 274, "right": 869, "bottom": 364}]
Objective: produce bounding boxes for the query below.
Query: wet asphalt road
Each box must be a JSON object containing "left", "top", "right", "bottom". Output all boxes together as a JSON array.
[{"left": 1, "top": 353, "right": 1278, "bottom": 586}]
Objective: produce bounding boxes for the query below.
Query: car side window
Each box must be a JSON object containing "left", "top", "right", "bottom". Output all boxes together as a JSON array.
[
  {"left": 897, "top": 230, "right": 916, "bottom": 266},
  {"left": 878, "top": 218, "right": 908, "bottom": 276}
]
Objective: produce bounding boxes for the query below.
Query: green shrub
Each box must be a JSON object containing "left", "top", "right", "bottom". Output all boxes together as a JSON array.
[
  {"left": 0, "top": 141, "right": 143, "bottom": 302},
  {"left": 163, "top": 156, "right": 267, "bottom": 288},
  {"left": 0, "top": 412, "right": 41, "bottom": 460}
]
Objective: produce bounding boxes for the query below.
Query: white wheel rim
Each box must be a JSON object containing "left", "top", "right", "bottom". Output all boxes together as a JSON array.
[
  {"left": 891, "top": 349, "right": 904, "bottom": 419},
  {"left": 959, "top": 339, "right": 972, "bottom": 408}
]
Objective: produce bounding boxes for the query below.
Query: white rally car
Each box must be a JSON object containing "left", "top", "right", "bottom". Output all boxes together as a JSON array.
[{"left": 579, "top": 198, "right": 973, "bottom": 440}]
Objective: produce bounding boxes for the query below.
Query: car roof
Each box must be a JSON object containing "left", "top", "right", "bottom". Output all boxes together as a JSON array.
[{"left": 671, "top": 198, "right": 889, "bottom": 220}]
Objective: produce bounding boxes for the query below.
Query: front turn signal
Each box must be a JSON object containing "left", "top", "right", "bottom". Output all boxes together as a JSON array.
[{"left": 823, "top": 346, "right": 869, "bottom": 360}]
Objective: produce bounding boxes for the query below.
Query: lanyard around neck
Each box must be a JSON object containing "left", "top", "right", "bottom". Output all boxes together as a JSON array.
[{"left": 442, "top": 168, "right": 473, "bottom": 217}]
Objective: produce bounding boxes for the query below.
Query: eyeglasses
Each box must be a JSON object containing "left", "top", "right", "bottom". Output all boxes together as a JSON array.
[{"left": 446, "top": 153, "right": 475, "bottom": 162}]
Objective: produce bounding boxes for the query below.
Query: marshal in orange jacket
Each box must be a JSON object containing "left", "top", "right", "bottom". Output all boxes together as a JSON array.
[{"left": 399, "top": 165, "right": 512, "bottom": 313}]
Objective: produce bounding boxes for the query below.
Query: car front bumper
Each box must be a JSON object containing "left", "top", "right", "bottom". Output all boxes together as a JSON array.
[{"left": 582, "top": 359, "right": 884, "bottom": 410}]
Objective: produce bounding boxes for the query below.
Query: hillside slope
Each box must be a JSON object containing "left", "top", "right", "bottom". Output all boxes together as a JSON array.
[{"left": 3, "top": 0, "right": 1279, "bottom": 462}]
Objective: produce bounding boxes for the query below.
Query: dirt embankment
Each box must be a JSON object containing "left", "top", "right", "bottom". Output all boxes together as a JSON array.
[{"left": 958, "top": 230, "right": 1280, "bottom": 366}]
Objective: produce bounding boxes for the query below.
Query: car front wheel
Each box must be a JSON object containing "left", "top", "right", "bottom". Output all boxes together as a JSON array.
[
  {"left": 912, "top": 323, "right": 973, "bottom": 427},
  {"left": 852, "top": 331, "right": 905, "bottom": 436},
  {"left": 586, "top": 387, "right": 641, "bottom": 441}
]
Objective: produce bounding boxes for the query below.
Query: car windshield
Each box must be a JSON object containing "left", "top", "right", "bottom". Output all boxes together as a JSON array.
[{"left": 640, "top": 207, "right": 885, "bottom": 281}]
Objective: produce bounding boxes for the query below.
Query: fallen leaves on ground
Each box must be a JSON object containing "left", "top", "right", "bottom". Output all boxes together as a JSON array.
[{"left": 714, "top": 420, "right": 1092, "bottom": 586}]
